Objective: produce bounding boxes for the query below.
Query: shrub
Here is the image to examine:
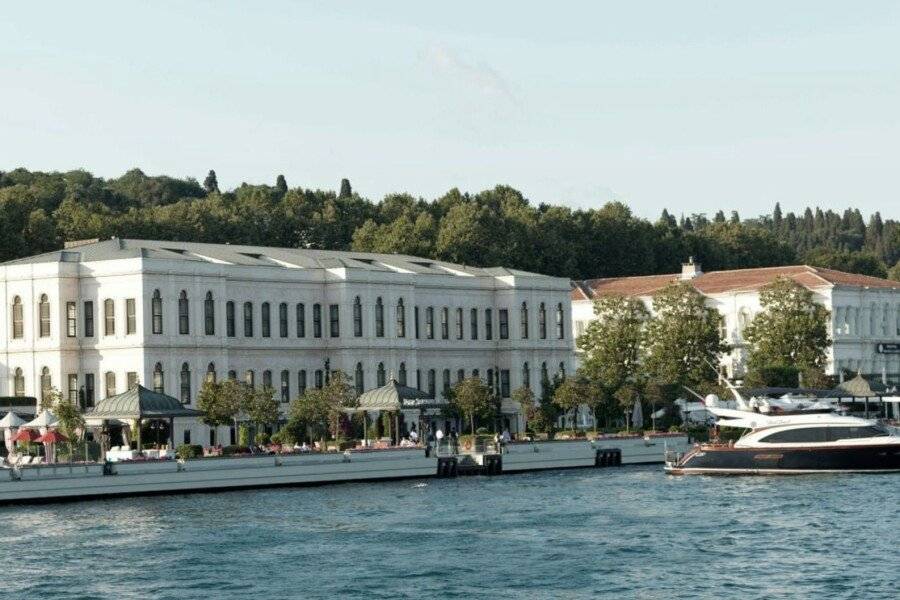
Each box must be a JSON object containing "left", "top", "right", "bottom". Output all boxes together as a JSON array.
[
  {"left": 176, "top": 444, "right": 203, "bottom": 460},
  {"left": 255, "top": 432, "right": 270, "bottom": 446},
  {"left": 222, "top": 445, "right": 251, "bottom": 456}
]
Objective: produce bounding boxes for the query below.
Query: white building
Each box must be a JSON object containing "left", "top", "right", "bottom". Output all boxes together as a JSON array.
[
  {"left": 572, "top": 260, "right": 900, "bottom": 384},
  {"left": 1, "top": 239, "right": 574, "bottom": 444}
]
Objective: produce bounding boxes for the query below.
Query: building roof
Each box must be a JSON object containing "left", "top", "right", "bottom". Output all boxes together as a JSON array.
[
  {"left": 2, "top": 238, "right": 554, "bottom": 280},
  {"left": 84, "top": 385, "right": 202, "bottom": 420},
  {"left": 356, "top": 378, "right": 446, "bottom": 411},
  {"left": 573, "top": 265, "right": 900, "bottom": 300}
]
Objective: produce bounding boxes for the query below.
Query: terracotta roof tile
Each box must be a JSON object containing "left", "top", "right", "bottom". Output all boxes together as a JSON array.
[{"left": 574, "top": 265, "right": 900, "bottom": 300}]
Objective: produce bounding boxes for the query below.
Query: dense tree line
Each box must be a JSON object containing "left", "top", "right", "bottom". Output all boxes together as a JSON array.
[{"left": 1, "top": 167, "right": 898, "bottom": 280}]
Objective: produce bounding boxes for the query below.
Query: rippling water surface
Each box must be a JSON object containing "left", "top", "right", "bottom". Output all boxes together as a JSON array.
[{"left": 1, "top": 467, "right": 897, "bottom": 599}]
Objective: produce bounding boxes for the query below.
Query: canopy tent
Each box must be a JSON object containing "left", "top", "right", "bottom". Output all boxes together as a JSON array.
[
  {"left": 836, "top": 372, "right": 877, "bottom": 398},
  {"left": 0, "top": 411, "right": 26, "bottom": 454},
  {"left": 85, "top": 385, "right": 202, "bottom": 450},
  {"left": 354, "top": 379, "right": 447, "bottom": 444},
  {"left": 24, "top": 409, "right": 59, "bottom": 430}
]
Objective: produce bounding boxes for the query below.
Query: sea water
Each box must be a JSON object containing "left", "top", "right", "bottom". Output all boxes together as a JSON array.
[{"left": 1, "top": 466, "right": 897, "bottom": 599}]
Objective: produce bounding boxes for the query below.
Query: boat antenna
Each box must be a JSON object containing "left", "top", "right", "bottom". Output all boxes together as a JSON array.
[
  {"left": 682, "top": 386, "right": 705, "bottom": 402},
  {"left": 704, "top": 358, "right": 746, "bottom": 404}
]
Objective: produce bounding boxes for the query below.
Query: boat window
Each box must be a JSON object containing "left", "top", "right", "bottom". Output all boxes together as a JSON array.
[
  {"left": 825, "top": 426, "right": 888, "bottom": 441},
  {"left": 760, "top": 427, "right": 828, "bottom": 443}
]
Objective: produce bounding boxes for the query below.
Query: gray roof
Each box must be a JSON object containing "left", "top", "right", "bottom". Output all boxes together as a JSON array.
[
  {"left": 357, "top": 379, "right": 447, "bottom": 411},
  {"left": 85, "top": 385, "right": 203, "bottom": 419},
  {"left": 2, "top": 238, "right": 553, "bottom": 279}
]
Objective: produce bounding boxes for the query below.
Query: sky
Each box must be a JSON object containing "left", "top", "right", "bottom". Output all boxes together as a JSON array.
[{"left": 2, "top": 1, "right": 899, "bottom": 219}]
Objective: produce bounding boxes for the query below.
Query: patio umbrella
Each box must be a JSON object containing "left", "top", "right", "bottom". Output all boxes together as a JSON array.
[
  {"left": 0, "top": 411, "right": 25, "bottom": 453},
  {"left": 36, "top": 430, "right": 68, "bottom": 465},
  {"left": 631, "top": 400, "right": 644, "bottom": 431},
  {"left": 24, "top": 410, "right": 59, "bottom": 431},
  {"left": 13, "top": 428, "right": 38, "bottom": 443}
]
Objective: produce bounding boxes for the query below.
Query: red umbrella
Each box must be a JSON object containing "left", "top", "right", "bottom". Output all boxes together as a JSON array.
[
  {"left": 12, "top": 428, "right": 38, "bottom": 443},
  {"left": 36, "top": 430, "right": 68, "bottom": 444}
]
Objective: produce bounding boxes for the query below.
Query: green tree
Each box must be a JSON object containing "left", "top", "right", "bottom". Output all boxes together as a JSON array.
[
  {"left": 743, "top": 277, "right": 831, "bottom": 387},
  {"left": 275, "top": 174, "right": 288, "bottom": 195},
  {"left": 289, "top": 372, "right": 356, "bottom": 443},
  {"left": 577, "top": 294, "right": 648, "bottom": 430},
  {"left": 643, "top": 282, "right": 728, "bottom": 389},
  {"left": 339, "top": 178, "right": 352, "bottom": 199},
  {"left": 203, "top": 169, "right": 219, "bottom": 194},
  {"left": 450, "top": 377, "right": 492, "bottom": 434},
  {"left": 889, "top": 260, "right": 900, "bottom": 282},
  {"left": 243, "top": 386, "right": 280, "bottom": 434},
  {"left": 511, "top": 386, "right": 536, "bottom": 432},
  {"left": 197, "top": 379, "right": 244, "bottom": 429},
  {"left": 552, "top": 377, "right": 589, "bottom": 431}
]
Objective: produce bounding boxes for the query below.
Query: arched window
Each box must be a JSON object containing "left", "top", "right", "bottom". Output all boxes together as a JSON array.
[
  {"left": 377, "top": 362, "right": 386, "bottom": 387},
  {"left": 204, "top": 292, "right": 215, "bottom": 335},
  {"left": 206, "top": 362, "right": 216, "bottom": 383},
  {"left": 470, "top": 308, "right": 478, "bottom": 340},
  {"left": 13, "top": 367, "right": 25, "bottom": 397},
  {"left": 297, "top": 370, "right": 307, "bottom": 394},
  {"left": 228, "top": 370, "right": 237, "bottom": 381},
  {"left": 737, "top": 307, "right": 751, "bottom": 334},
  {"left": 541, "top": 362, "right": 549, "bottom": 395},
  {"left": 151, "top": 290, "right": 163, "bottom": 334},
  {"left": 442, "top": 369, "right": 451, "bottom": 396},
  {"left": 355, "top": 362, "right": 364, "bottom": 395},
  {"left": 523, "top": 362, "right": 530, "bottom": 389},
  {"left": 472, "top": 368, "right": 480, "bottom": 379},
  {"left": 455, "top": 307, "right": 463, "bottom": 340},
  {"left": 296, "top": 303, "right": 306, "bottom": 337},
  {"left": 485, "top": 308, "right": 493, "bottom": 340},
  {"left": 279, "top": 302, "right": 288, "bottom": 338},
  {"left": 425, "top": 307, "right": 434, "bottom": 339},
  {"left": 153, "top": 363, "right": 164, "bottom": 393},
  {"left": 556, "top": 303, "right": 565, "bottom": 339},
  {"left": 105, "top": 371, "right": 116, "bottom": 398},
  {"left": 11, "top": 296, "right": 23, "bottom": 339},
  {"left": 441, "top": 307, "right": 449, "bottom": 339},
  {"left": 538, "top": 302, "right": 547, "bottom": 339},
  {"left": 38, "top": 294, "right": 51, "bottom": 338},
  {"left": 396, "top": 298, "right": 406, "bottom": 338},
  {"left": 226, "top": 301, "right": 235, "bottom": 337},
  {"left": 487, "top": 368, "right": 494, "bottom": 394},
  {"left": 313, "top": 303, "right": 322, "bottom": 338},
  {"left": 261, "top": 302, "right": 271, "bottom": 338},
  {"left": 520, "top": 302, "right": 529, "bottom": 339},
  {"left": 559, "top": 362, "right": 566, "bottom": 379},
  {"left": 244, "top": 370, "right": 255, "bottom": 388},
  {"left": 180, "top": 363, "right": 191, "bottom": 404},
  {"left": 375, "top": 298, "right": 384, "bottom": 337},
  {"left": 399, "top": 362, "right": 407, "bottom": 385},
  {"left": 353, "top": 297, "right": 363, "bottom": 337},
  {"left": 40, "top": 367, "right": 52, "bottom": 402},
  {"left": 456, "top": 368, "right": 464, "bottom": 383},
  {"left": 280, "top": 370, "right": 290, "bottom": 402},
  {"left": 427, "top": 369, "right": 436, "bottom": 398},
  {"left": 243, "top": 302, "right": 254, "bottom": 337},
  {"left": 178, "top": 291, "right": 189, "bottom": 334},
  {"left": 103, "top": 298, "right": 115, "bottom": 336},
  {"left": 262, "top": 369, "right": 272, "bottom": 389}
]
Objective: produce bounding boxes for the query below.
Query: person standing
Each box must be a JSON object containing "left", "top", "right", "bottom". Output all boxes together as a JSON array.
[{"left": 435, "top": 428, "right": 444, "bottom": 454}]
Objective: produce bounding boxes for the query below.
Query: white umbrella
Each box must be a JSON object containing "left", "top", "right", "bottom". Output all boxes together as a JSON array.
[
  {"left": 24, "top": 410, "right": 59, "bottom": 429},
  {"left": 631, "top": 400, "right": 644, "bottom": 431},
  {"left": 0, "top": 411, "right": 26, "bottom": 454}
]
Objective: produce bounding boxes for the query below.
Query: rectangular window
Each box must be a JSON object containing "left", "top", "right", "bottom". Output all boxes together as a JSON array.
[
  {"left": 485, "top": 308, "right": 493, "bottom": 340},
  {"left": 500, "top": 369, "right": 510, "bottom": 398},
  {"left": 297, "top": 303, "right": 306, "bottom": 337},
  {"left": 281, "top": 370, "right": 290, "bottom": 403},
  {"left": 12, "top": 301, "right": 23, "bottom": 339},
  {"left": 84, "top": 301, "right": 94, "bottom": 338},
  {"left": 414, "top": 306, "right": 420, "bottom": 339},
  {"left": 67, "top": 374, "right": 78, "bottom": 403},
  {"left": 456, "top": 308, "right": 463, "bottom": 340},
  {"left": 441, "top": 307, "right": 449, "bottom": 339},
  {"left": 329, "top": 304, "right": 340, "bottom": 337},
  {"left": 151, "top": 292, "right": 163, "bottom": 334},
  {"left": 226, "top": 302, "right": 236, "bottom": 337},
  {"left": 126, "top": 299, "right": 136, "bottom": 335},
  {"left": 279, "top": 303, "right": 288, "bottom": 338},
  {"left": 499, "top": 309, "right": 509, "bottom": 339},
  {"left": 84, "top": 373, "right": 95, "bottom": 409},
  {"left": 105, "top": 371, "right": 116, "bottom": 398},
  {"left": 127, "top": 371, "right": 138, "bottom": 389},
  {"left": 426, "top": 307, "right": 434, "bottom": 339},
  {"left": 66, "top": 302, "right": 77, "bottom": 337},
  {"left": 314, "top": 369, "right": 323, "bottom": 389},
  {"left": 556, "top": 303, "right": 565, "bottom": 339},
  {"left": 39, "top": 298, "right": 50, "bottom": 338},
  {"left": 353, "top": 300, "right": 363, "bottom": 337},
  {"left": 178, "top": 295, "right": 189, "bottom": 334},
  {"left": 104, "top": 299, "right": 115, "bottom": 336},
  {"left": 313, "top": 304, "right": 322, "bottom": 338},
  {"left": 470, "top": 308, "right": 478, "bottom": 340},
  {"left": 184, "top": 430, "right": 191, "bottom": 445}
]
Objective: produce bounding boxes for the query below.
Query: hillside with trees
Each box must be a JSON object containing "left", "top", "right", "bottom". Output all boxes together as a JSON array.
[{"left": 1, "top": 167, "right": 898, "bottom": 280}]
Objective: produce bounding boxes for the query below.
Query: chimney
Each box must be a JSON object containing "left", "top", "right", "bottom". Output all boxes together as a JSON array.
[{"left": 681, "top": 256, "right": 702, "bottom": 280}]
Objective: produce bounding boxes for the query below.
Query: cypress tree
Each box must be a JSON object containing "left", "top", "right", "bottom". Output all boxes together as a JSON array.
[
  {"left": 203, "top": 170, "right": 219, "bottom": 194},
  {"left": 339, "top": 178, "right": 352, "bottom": 199},
  {"left": 276, "top": 174, "right": 288, "bottom": 195}
]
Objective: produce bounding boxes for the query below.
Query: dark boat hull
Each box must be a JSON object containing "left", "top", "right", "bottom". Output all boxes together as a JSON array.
[{"left": 666, "top": 443, "right": 900, "bottom": 475}]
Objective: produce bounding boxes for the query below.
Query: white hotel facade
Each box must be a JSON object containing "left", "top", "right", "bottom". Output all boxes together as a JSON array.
[
  {"left": 1, "top": 239, "right": 574, "bottom": 443},
  {"left": 571, "top": 260, "right": 900, "bottom": 385}
]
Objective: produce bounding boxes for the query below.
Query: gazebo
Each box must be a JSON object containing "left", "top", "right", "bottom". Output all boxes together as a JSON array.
[
  {"left": 85, "top": 385, "right": 202, "bottom": 449},
  {"left": 355, "top": 379, "right": 447, "bottom": 444},
  {"left": 832, "top": 373, "right": 886, "bottom": 419}
]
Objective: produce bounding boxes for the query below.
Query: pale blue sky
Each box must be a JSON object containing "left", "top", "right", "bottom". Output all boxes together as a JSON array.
[{"left": 2, "top": 1, "right": 899, "bottom": 218}]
